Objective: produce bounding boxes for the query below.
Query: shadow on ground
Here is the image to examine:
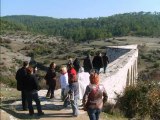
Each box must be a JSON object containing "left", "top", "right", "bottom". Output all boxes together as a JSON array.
[{"left": 0, "top": 99, "right": 74, "bottom": 119}]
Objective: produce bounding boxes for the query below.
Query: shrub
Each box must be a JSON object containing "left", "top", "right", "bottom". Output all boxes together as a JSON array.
[
  {"left": 43, "top": 60, "right": 50, "bottom": 64},
  {"left": 153, "top": 62, "right": 160, "bottom": 68},
  {"left": 15, "top": 59, "right": 23, "bottom": 64},
  {"left": 0, "top": 76, "right": 16, "bottom": 88},
  {"left": 147, "top": 87, "right": 160, "bottom": 120},
  {"left": 116, "top": 81, "right": 160, "bottom": 119}
]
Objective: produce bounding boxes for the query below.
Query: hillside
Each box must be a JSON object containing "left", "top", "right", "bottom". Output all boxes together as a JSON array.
[
  {"left": 0, "top": 12, "right": 160, "bottom": 120},
  {"left": 1, "top": 12, "right": 160, "bottom": 41}
]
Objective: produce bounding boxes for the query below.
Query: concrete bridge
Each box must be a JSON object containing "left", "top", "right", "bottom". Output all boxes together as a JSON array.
[{"left": 99, "top": 44, "right": 138, "bottom": 103}]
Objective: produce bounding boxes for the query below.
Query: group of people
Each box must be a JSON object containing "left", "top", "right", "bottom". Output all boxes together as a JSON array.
[
  {"left": 16, "top": 52, "right": 109, "bottom": 120},
  {"left": 15, "top": 61, "right": 44, "bottom": 116},
  {"left": 83, "top": 52, "right": 109, "bottom": 74}
]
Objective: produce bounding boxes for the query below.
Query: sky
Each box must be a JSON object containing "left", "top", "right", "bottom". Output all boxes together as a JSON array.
[{"left": 1, "top": 0, "right": 160, "bottom": 18}]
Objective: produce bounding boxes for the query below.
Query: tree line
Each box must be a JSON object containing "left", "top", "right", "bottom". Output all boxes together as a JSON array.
[{"left": 1, "top": 12, "right": 160, "bottom": 42}]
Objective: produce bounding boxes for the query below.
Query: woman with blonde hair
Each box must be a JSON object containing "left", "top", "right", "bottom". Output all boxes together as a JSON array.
[
  {"left": 59, "top": 66, "right": 68, "bottom": 100},
  {"left": 83, "top": 69, "right": 108, "bottom": 120}
]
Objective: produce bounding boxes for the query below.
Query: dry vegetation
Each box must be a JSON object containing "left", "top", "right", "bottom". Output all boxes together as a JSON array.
[
  {"left": 0, "top": 31, "right": 160, "bottom": 119},
  {"left": 1, "top": 31, "right": 160, "bottom": 84}
]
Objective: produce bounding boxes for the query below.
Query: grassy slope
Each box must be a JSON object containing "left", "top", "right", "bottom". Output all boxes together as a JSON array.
[{"left": 0, "top": 32, "right": 160, "bottom": 119}]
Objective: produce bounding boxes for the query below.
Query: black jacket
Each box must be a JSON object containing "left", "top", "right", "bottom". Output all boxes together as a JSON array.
[
  {"left": 73, "top": 58, "right": 81, "bottom": 72},
  {"left": 45, "top": 68, "right": 57, "bottom": 86},
  {"left": 92, "top": 56, "right": 103, "bottom": 69},
  {"left": 102, "top": 55, "right": 109, "bottom": 66},
  {"left": 23, "top": 74, "right": 40, "bottom": 92},
  {"left": 83, "top": 57, "right": 93, "bottom": 72},
  {"left": 15, "top": 67, "right": 27, "bottom": 91}
]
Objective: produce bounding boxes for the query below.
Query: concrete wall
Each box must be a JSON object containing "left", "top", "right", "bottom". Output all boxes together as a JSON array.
[
  {"left": 99, "top": 45, "right": 138, "bottom": 103},
  {"left": 106, "top": 47, "right": 130, "bottom": 63}
]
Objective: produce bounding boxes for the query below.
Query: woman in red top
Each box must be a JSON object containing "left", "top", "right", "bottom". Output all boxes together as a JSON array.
[{"left": 67, "top": 63, "right": 77, "bottom": 84}]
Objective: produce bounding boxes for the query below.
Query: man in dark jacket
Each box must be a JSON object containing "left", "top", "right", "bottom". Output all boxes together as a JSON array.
[
  {"left": 15, "top": 61, "right": 28, "bottom": 110},
  {"left": 92, "top": 52, "right": 103, "bottom": 73},
  {"left": 24, "top": 66, "right": 44, "bottom": 116},
  {"left": 83, "top": 54, "right": 93, "bottom": 73},
  {"left": 73, "top": 58, "right": 81, "bottom": 73},
  {"left": 102, "top": 53, "right": 109, "bottom": 73}
]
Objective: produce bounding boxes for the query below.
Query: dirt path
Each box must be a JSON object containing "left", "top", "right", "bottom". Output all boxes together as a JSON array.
[{"left": 4, "top": 89, "right": 106, "bottom": 120}]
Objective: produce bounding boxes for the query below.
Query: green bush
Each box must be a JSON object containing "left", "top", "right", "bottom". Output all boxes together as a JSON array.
[
  {"left": 0, "top": 76, "right": 16, "bottom": 88},
  {"left": 116, "top": 81, "right": 160, "bottom": 119},
  {"left": 153, "top": 62, "right": 160, "bottom": 68},
  {"left": 43, "top": 60, "right": 50, "bottom": 64}
]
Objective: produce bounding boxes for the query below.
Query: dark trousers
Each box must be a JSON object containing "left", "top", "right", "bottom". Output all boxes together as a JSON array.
[
  {"left": 47, "top": 80, "right": 56, "bottom": 99},
  {"left": 103, "top": 65, "right": 107, "bottom": 73},
  {"left": 87, "top": 108, "right": 101, "bottom": 120},
  {"left": 26, "top": 91, "right": 42, "bottom": 115},
  {"left": 21, "top": 90, "right": 27, "bottom": 110}
]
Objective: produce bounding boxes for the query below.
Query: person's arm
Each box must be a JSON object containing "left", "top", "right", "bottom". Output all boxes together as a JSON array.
[
  {"left": 33, "top": 75, "right": 40, "bottom": 90},
  {"left": 64, "top": 74, "right": 68, "bottom": 85},
  {"left": 82, "top": 85, "right": 90, "bottom": 105}
]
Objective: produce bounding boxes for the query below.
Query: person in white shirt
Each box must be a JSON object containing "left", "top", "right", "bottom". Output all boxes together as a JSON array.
[
  {"left": 59, "top": 66, "right": 68, "bottom": 100},
  {"left": 78, "top": 67, "right": 90, "bottom": 100}
]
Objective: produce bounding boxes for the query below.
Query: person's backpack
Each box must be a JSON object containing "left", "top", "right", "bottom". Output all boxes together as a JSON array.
[{"left": 84, "top": 85, "right": 99, "bottom": 111}]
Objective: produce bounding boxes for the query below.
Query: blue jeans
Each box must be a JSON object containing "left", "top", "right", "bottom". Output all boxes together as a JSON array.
[
  {"left": 87, "top": 108, "right": 101, "bottom": 120},
  {"left": 70, "top": 95, "right": 79, "bottom": 116}
]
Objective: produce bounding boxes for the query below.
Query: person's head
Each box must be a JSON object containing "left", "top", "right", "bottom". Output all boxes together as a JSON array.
[
  {"left": 26, "top": 66, "right": 33, "bottom": 74},
  {"left": 103, "top": 53, "right": 107, "bottom": 56},
  {"left": 50, "top": 62, "right": 56, "bottom": 69},
  {"left": 68, "top": 58, "right": 73, "bottom": 64},
  {"left": 79, "top": 67, "right": 84, "bottom": 73},
  {"left": 23, "top": 61, "right": 29, "bottom": 68},
  {"left": 89, "top": 72, "right": 99, "bottom": 85},
  {"left": 67, "top": 62, "right": 74, "bottom": 69},
  {"left": 90, "top": 69, "right": 99, "bottom": 75},
  {"left": 61, "top": 66, "right": 67, "bottom": 74}
]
